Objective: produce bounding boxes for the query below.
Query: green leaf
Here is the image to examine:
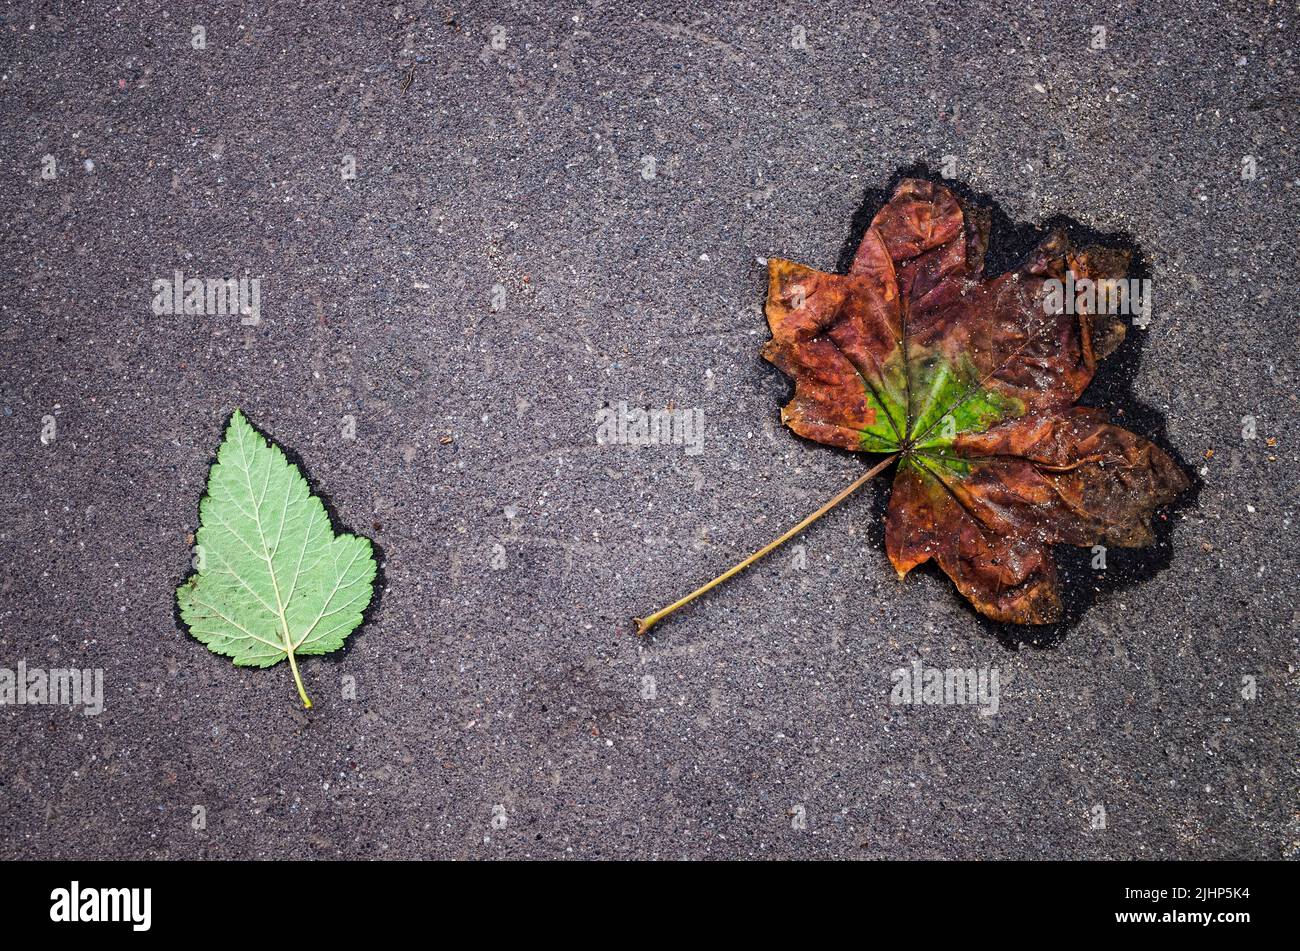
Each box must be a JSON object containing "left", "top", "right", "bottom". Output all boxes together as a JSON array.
[{"left": 176, "top": 410, "right": 377, "bottom": 707}]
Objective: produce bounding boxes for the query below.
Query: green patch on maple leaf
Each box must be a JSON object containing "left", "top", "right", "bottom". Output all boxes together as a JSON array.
[
  {"left": 176, "top": 410, "right": 376, "bottom": 708},
  {"left": 856, "top": 389, "right": 906, "bottom": 452},
  {"left": 908, "top": 355, "right": 1025, "bottom": 451},
  {"left": 853, "top": 350, "right": 1023, "bottom": 455}
]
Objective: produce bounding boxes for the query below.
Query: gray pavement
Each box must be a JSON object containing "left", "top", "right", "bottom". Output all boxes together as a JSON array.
[{"left": 1, "top": 0, "right": 1296, "bottom": 859}]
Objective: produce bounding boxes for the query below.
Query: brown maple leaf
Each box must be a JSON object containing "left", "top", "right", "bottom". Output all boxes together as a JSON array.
[{"left": 637, "top": 178, "right": 1190, "bottom": 632}]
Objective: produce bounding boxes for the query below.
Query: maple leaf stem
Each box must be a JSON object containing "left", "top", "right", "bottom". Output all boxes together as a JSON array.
[
  {"left": 287, "top": 649, "right": 312, "bottom": 709},
  {"left": 635, "top": 453, "right": 898, "bottom": 636}
]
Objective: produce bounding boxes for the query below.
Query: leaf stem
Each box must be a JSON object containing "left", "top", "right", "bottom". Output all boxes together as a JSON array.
[
  {"left": 287, "top": 649, "right": 312, "bottom": 709},
  {"left": 635, "top": 453, "right": 898, "bottom": 636}
]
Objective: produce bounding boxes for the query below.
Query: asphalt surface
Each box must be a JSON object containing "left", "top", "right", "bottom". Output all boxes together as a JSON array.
[{"left": 1, "top": 1, "right": 1296, "bottom": 860}]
